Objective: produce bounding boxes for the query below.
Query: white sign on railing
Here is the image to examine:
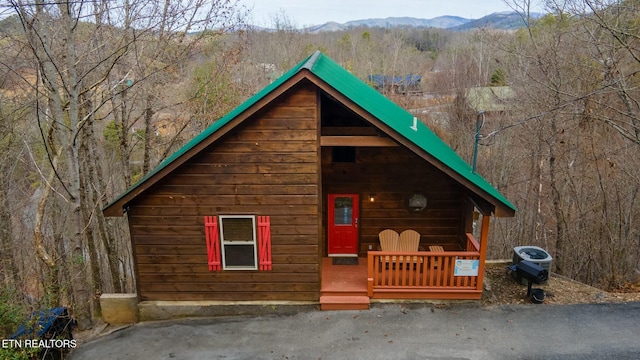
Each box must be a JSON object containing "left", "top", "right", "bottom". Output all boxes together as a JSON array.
[{"left": 454, "top": 258, "right": 479, "bottom": 276}]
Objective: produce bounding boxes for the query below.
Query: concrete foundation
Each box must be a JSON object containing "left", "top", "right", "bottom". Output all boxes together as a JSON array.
[
  {"left": 138, "top": 301, "right": 317, "bottom": 321},
  {"left": 100, "top": 293, "right": 139, "bottom": 324}
]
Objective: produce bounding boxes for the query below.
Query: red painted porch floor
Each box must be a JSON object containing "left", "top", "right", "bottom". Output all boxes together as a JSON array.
[{"left": 320, "top": 257, "right": 370, "bottom": 310}]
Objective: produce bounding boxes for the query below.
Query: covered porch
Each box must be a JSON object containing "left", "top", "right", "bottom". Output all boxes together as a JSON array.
[
  {"left": 320, "top": 220, "right": 489, "bottom": 310},
  {"left": 366, "top": 232, "right": 484, "bottom": 300}
]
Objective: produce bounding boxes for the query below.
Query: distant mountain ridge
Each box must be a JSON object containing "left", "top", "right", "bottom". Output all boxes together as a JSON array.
[
  {"left": 304, "top": 11, "right": 543, "bottom": 32},
  {"left": 452, "top": 11, "right": 541, "bottom": 30},
  {"left": 344, "top": 16, "right": 469, "bottom": 29},
  {"left": 305, "top": 16, "right": 468, "bottom": 32}
]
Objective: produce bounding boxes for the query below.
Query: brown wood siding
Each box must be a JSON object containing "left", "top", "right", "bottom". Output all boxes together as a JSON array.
[
  {"left": 128, "top": 82, "right": 320, "bottom": 302},
  {"left": 322, "top": 146, "right": 465, "bottom": 256}
]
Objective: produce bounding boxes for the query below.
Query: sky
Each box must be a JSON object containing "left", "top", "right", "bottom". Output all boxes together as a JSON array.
[{"left": 238, "top": 0, "right": 536, "bottom": 27}]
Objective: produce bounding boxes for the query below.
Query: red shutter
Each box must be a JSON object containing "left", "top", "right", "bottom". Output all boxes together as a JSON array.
[
  {"left": 257, "top": 216, "right": 272, "bottom": 271},
  {"left": 204, "top": 216, "right": 221, "bottom": 271}
]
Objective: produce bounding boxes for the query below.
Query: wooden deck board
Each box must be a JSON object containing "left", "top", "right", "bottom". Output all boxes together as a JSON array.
[
  {"left": 321, "top": 257, "right": 368, "bottom": 294},
  {"left": 320, "top": 258, "right": 369, "bottom": 310}
]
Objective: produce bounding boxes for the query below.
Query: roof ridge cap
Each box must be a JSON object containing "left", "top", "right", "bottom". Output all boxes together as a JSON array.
[{"left": 302, "top": 50, "right": 322, "bottom": 71}]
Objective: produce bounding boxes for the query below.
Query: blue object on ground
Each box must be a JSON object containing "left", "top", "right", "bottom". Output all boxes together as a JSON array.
[{"left": 10, "top": 306, "right": 76, "bottom": 339}]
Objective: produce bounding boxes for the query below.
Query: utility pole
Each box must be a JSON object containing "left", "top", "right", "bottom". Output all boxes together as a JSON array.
[{"left": 472, "top": 111, "right": 484, "bottom": 173}]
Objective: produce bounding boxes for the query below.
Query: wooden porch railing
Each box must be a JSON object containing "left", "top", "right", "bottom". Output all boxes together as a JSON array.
[
  {"left": 366, "top": 233, "right": 483, "bottom": 300},
  {"left": 465, "top": 232, "right": 480, "bottom": 252}
]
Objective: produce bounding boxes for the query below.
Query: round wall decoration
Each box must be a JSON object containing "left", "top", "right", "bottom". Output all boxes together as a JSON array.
[{"left": 408, "top": 193, "right": 427, "bottom": 212}]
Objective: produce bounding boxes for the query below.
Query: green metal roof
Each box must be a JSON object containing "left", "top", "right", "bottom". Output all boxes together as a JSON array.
[{"left": 105, "top": 51, "right": 516, "bottom": 216}]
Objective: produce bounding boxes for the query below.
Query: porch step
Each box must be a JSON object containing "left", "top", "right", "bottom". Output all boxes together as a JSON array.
[{"left": 320, "top": 295, "right": 370, "bottom": 310}]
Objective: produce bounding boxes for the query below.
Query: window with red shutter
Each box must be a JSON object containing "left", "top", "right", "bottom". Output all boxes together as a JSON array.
[
  {"left": 205, "top": 215, "right": 272, "bottom": 271},
  {"left": 204, "top": 216, "right": 221, "bottom": 271},
  {"left": 257, "top": 216, "right": 272, "bottom": 271}
]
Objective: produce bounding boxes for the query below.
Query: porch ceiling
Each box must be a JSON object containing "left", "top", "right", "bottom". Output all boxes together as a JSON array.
[{"left": 320, "top": 136, "right": 398, "bottom": 147}]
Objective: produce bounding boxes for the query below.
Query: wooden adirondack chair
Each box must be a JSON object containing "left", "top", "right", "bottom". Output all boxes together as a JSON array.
[
  {"left": 399, "top": 229, "right": 422, "bottom": 264},
  {"left": 379, "top": 229, "right": 399, "bottom": 251},
  {"left": 428, "top": 245, "right": 445, "bottom": 268},
  {"left": 378, "top": 229, "right": 399, "bottom": 265},
  {"left": 399, "top": 230, "right": 420, "bottom": 252}
]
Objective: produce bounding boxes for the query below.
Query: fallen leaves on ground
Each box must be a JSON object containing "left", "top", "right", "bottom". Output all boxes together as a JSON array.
[{"left": 482, "top": 264, "right": 640, "bottom": 305}]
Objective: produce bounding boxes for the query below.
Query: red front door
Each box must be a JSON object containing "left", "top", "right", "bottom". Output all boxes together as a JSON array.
[{"left": 328, "top": 194, "right": 359, "bottom": 256}]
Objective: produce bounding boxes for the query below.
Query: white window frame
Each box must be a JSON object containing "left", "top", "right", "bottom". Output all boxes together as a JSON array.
[{"left": 219, "top": 215, "right": 258, "bottom": 270}]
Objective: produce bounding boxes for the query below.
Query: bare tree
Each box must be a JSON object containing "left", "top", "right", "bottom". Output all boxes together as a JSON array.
[
  {"left": 488, "top": 0, "right": 640, "bottom": 288},
  {"left": 569, "top": 0, "right": 640, "bottom": 144},
  {"left": 4, "top": 0, "right": 246, "bottom": 327}
]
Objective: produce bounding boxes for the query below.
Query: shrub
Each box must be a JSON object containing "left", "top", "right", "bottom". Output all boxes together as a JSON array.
[{"left": 0, "top": 287, "right": 26, "bottom": 338}]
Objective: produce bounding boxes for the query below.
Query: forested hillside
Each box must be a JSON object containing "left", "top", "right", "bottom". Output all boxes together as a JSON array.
[{"left": 1, "top": 0, "right": 639, "bottom": 334}]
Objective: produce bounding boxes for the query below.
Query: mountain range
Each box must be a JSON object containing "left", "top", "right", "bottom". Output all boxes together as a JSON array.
[{"left": 304, "top": 11, "right": 543, "bottom": 33}]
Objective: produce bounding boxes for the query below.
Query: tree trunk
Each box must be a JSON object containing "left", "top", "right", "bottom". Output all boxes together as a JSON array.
[
  {"left": 0, "top": 170, "right": 19, "bottom": 287},
  {"left": 79, "top": 151, "right": 103, "bottom": 315},
  {"left": 33, "top": 143, "right": 63, "bottom": 306},
  {"left": 548, "top": 117, "right": 568, "bottom": 276},
  {"left": 85, "top": 99, "right": 123, "bottom": 293},
  {"left": 143, "top": 95, "right": 154, "bottom": 174}
]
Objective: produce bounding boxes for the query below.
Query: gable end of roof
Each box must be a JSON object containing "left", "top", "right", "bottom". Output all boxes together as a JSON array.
[{"left": 104, "top": 51, "right": 516, "bottom": 217}]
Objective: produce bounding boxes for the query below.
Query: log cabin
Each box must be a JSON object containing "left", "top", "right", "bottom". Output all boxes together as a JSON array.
[{"left": 103, "top": 51, "right": 516, "bottom": 312}]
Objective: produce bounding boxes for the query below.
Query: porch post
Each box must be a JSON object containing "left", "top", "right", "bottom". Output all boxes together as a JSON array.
[
  {"left": 476, "top": 214, "right": 491, "bottom": 293},
  {"left": 367, "top": 252, "right": 374, "bottom": 297}
]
